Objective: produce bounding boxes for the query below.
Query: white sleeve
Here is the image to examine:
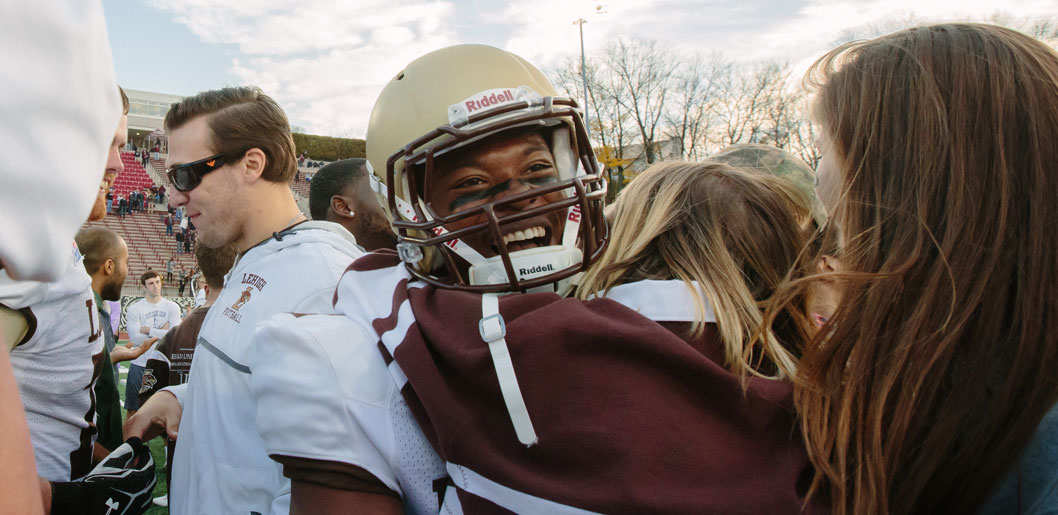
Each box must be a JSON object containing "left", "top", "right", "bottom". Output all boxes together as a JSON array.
[
  {"left": 161, "top": 383, "right": 187, "bottom": 407},
  {"left": 0, "top": 0, "right": 120, "bottom": 281},
  {"left": 0, "top": 271, "right": 49, "bottom": 309},
  {"left": 150, "top": 302, "right": 179, "bottom": 339},
  {"left": 125, "top": 303, "right": 147, "bottom": 346},
  {"left": 250, "top": 313, "right": 401, "bottom": 495},
  {"left": 147, "top": 326, "right": 170, "bottom": 339}
]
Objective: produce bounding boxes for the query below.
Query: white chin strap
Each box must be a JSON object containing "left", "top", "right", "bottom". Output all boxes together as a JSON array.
[
  {"left": 479, "top": 292, "right": 538, "bottom": 446},
  {"left": 375, "top": 176, "right": 589, "bottom": 290}
]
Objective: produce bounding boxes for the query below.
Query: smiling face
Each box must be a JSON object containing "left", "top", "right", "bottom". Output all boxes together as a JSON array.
[
  {"left": 424, "top": 129, "right": 566, "bottom": 260},
  {"left": 166, "top": 116, "right": 245, "bottom": 248}
]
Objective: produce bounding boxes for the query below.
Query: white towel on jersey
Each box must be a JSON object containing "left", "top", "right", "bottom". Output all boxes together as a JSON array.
[
  {"left": 0, "top": 241, "right": 104, "bottom": 481},
  {"left": 169, "top": 221, "right": 363, "bottom": 515},
  {"left": 0, "top": 0, "right": 121, "bottom": 281}
]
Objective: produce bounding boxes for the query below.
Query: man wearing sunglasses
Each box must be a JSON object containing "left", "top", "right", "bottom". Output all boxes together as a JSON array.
[{"left": 125, "top": 86, "right": 364, "bottom": 514}]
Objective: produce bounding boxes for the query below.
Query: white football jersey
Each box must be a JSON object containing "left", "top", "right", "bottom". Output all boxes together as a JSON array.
[
  {"left": 170, "top": 221, "right": 363, "bottom": 515},
  {"left": 250, "top": 261, "right": 713, "bottom": 514},
  {"left": 0, "top": 241, "right": 104, "bottom": 481}
]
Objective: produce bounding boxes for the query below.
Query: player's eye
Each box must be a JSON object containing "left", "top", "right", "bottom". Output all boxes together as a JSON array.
[{"left": 452, "top": 176, "right": 487, "bottom": 190}]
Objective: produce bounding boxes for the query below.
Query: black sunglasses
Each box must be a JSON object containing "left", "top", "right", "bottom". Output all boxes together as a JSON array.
[{"left": 166, "top": 153, "right": 229, "bottom": 192}]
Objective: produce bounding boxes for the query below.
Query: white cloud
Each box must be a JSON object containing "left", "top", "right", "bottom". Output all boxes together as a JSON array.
[
  {"left": 148, "top": 0, "right": 458, "bottom": 136},
  {"left": 146, "top": 0, "right": 1058, "bottom": 137}
]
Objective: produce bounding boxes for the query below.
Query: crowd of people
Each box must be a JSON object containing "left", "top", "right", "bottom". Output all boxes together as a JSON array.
[{"left": 1, "top": 4, "right": 1056, "bottom": 514}]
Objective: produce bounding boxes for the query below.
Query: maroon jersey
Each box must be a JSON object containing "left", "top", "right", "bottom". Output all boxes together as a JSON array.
[{"left": 329, "top": 251, "right": 821, "bottom": 514}]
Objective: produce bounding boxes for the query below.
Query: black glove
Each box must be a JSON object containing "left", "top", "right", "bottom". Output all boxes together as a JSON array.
[{"left": 51, "top": 438, "right": 157, "bottom": 515}]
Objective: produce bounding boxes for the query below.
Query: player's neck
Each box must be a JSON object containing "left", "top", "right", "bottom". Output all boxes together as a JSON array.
[
  {"left": 144, "top": 294, "right": 162, "bottom": 304},
  {"left": 235, "top": 185, "right": 304, "bottom": 253}
]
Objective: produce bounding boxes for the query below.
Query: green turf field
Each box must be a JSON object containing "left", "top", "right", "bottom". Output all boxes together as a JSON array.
[{"left": 116, "top": 343, "right": 169, "bottom": 514}]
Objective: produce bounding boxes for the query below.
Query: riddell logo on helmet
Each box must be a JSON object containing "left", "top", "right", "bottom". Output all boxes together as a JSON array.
[
  {"left": 465, "top": 90, "right": 515, "bottom": 113},
  {"left": 519, "top": 264, "right": 555, "bottom": 276}
]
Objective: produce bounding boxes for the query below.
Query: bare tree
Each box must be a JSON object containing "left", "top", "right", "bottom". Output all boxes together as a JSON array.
[
  {"left": 550, "top": 57, "right": 633, "bottom": 202},
  {"left": 713, "top": 60, "right": 786, "bottom": 148},
  {"left": 602, "top": 38, "right": 678, "bottom": 165},
  {"left": 665, "top": 52, "right": 725, "bottom": 160}
]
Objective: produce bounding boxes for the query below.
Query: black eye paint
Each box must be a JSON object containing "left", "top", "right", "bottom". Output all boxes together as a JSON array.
[{"left": 447, "top": 175, "right": 559, "bottom": 212}]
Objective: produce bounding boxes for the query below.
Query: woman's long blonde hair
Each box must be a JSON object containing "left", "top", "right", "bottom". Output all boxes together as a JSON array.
[
  {"left": 577, "top": 161, "right": 814, "bottom": 380},
  {"left": 786, "top": 23, "right": 1058, "bottom": 514}
]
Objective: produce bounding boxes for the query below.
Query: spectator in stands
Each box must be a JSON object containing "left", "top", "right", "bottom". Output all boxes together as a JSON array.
[
  {"left": 166, "top": 257, "right": 174, "bottom": 283},
  {"left": 159, "top": 184, "right": 167, "bottom": 206},
  {"left": 308, "top": 158, "right": 397, "bottom": 252},
  {"left": 165, "top": 212, "right": 174, "bottom": 235},
  {"left": 178, "top": 267, "right": 188, "bottom": 297},
  {"left": 183, "top": 229, "right": 191, "bottom": 254},
  {"left": 188, "top": 228, "right": 197, "bottom": 254},
  {"left": 174, "top": 229, "right": 185, "bottom": 254},
  {"left": 105, "top": 187, "right": 113, "bottom": 214},
  {"left": 117, "top": 193, "right": 127, "bottom": 217}
]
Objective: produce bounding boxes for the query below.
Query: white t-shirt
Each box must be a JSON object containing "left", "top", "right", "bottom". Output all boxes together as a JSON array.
[{"left": 125, "top": 297, "right": 181, "bottom": 367}]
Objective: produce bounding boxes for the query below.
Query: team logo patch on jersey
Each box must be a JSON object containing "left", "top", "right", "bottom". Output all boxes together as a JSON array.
[
  {"left": 222, "top": 286, "right": 254, "bottom": 323},
  {"left": 232, "top": 287, "right": 253, "bottom": 311},
  {"left": 138, "top": 369, "right": 157, "bottom": 394}
]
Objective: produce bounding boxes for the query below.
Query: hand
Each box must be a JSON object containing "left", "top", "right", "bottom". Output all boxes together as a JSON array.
[
  {"left": 124, "top": 390, "right": 181, "bottom": 442},
  {"left": 138, "top": 326, "right": 150, "bottom": 335},
  {"left": 49, "top": 438, "right": 157, "bottom": 515},
  {"left": 160, "top": 322, "right": 170, "bottom": 330},
  {"left": 110, "top": 338, "right": 156, "bottom": 364}
]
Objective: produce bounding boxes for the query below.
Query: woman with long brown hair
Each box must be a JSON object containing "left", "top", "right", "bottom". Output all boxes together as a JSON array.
[{"left": 792, "top": 23, "right": 1058, "bottom": 513}]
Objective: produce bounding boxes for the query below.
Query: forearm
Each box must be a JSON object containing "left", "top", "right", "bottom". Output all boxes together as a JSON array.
[{"left": 39, "top": 477, "right": 50, "bottom": 514}]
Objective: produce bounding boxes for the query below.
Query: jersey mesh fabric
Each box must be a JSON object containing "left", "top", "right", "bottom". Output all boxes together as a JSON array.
[
  {"left": 392, "top": 389, "right": 447, "bottom": 513},
  {"left": 5, "top": 246, "right": 103, "bottom": 481}
]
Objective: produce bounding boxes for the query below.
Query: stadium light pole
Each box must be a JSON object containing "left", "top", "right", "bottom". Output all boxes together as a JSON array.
[{"left": 573, "top": 18, "right": 590, "bottom": 137}]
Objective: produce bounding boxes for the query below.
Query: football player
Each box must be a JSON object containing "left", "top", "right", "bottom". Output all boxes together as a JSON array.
[
  {"left": 1, "top": 84, "right": 158, "bottom": 513},
  {"left": 123, "top": 86, "right": 364, "bottom": 515},
  {"left": 248, "top": 44, "right": 819, "bottom": 513},
  {"left": 0, "top": 2, "right": 140, "bottom": 512},
  {"left": 308, "top": 158, "right": 398, "bottom": 252}
]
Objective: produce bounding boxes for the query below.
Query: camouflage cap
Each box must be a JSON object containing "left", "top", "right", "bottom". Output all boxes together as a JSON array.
[{"left": 711, "top": 143, "right": 827, "bottom": 226}]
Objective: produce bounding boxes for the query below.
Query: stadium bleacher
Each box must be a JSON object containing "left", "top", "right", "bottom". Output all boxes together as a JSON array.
[
  {"left": 113, "top": 152, "right": 155, "bottom": 198},
  {"left": 83, "top": 152, "right": 198, "bottom": 297}
]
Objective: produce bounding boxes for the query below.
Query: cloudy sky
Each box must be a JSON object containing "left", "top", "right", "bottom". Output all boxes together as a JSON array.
[{"left": 103, "top": 0, "right": 1058, "bottom": 138}]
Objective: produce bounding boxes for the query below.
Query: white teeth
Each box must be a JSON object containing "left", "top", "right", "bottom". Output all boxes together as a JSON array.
[{"left": 502, "top": 226, "right": 546, "bottom": 246}]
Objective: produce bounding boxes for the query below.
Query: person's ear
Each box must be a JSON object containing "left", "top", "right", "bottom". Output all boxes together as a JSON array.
[
  {"left": 241, "top": 148, "right": 267, "bottom": 183},
  {"left": 203, "top": 284, "right": 210, "bottom": 297},
  {"left": 103, "top": 258, "right": 115, "bottom": 276},
  {"left": 818, "top": 254, "right": 840, "bottom": 274},
  {"left": 331, "top": 195, "right": 356, "bottom": 219}
]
